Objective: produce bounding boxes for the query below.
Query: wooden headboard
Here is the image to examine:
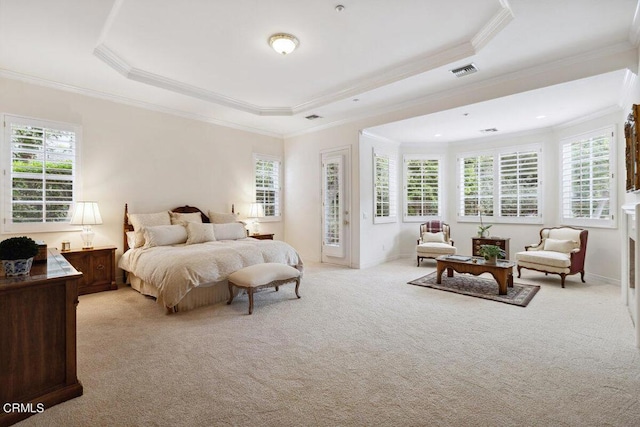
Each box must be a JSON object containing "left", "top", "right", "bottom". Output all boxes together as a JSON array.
[{"left": 123, "top": 203, "right": 235, "bottom": 252}]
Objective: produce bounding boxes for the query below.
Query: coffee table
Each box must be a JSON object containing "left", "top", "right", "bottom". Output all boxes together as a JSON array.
[{"left": 435, "top": 255, "right": 515, "bottom": 295}]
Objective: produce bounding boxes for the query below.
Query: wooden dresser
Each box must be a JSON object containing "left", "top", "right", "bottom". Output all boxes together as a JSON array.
[
  {"left": 0, "top": 249, "right": 83, "bottom": 426},
  {"left": 61, "top": 246, "right": 116, "bottom": 295},
  {"left": 472, "top": 236, "right": 511, "bottom": 260}
]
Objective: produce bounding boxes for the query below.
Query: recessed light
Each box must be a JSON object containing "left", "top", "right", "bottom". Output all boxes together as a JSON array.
[
  {"left": 434, "top": 133, "right": 442, "bottom": 137},
  {"left": 335, "top": 5, "right": 345, "bottom": 12},
  {"left": 536, "top": 115, "right": 547, "bottom": 119}
]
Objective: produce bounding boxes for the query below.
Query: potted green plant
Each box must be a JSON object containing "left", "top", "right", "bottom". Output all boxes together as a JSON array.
[
  {"left": 0, "top": 236, "right": 39, "bottom": 277},
  {"left": 478, "top": 244, "right": 506, "bottom": 265}
]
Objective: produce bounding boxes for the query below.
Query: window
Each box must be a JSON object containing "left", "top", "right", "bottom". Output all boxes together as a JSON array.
[
  {"left": 403, "top": 155, "right": 441, "bottom": 221},
  {"left": 458, "top": 145, "right": 541, "bottom": 223},
  {"left": 561, "top": 127, "right": 615, "bottom": 227},
  {"left": 1, "top": 115, "right": 80, "bottom": 233},
  {"left": 459, "top": 154, "right": 494, "bottom": 216},
  {"left": 373, "top": 149, "right": 397, "bottom": 223},
  {"left": 499, "top": 151, "right": 539, "bottom": 217},
  {"left": 253, "top": 154, "right": 281, "bottom": 220}
]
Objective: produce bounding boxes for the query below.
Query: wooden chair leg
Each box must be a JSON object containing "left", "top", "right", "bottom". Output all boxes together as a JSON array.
[
  {"left": 560, "top": 274, "right": 566, "bottom": 288},
  {"left": 417, "top": 256, "right": 420, "bottom": 267},
  {"left": 580, "top": 271, "right": 585, "bottom": 283},
  {"left": 295, "top": 278, "right": 301, "bottom": 298},
  {"left": 517, "top": 265, "right": 522, "bottom": 278},
  {"left": 227, "top": 282, "right": 235, "bottom": 305},
  {"left": 248, "top": 289, "right": 254, "bottom": 315}
]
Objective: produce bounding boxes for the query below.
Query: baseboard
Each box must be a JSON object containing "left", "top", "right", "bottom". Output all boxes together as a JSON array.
[{"left": 354, "top": 253, "right": 400, "bottom": 269}]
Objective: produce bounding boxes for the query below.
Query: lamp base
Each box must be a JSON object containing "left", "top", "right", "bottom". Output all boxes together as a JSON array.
[{"left": 80, "top": 226, "right": 95, "bottom": 250}]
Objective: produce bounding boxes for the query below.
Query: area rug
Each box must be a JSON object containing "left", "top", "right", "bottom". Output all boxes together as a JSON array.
[{"left": 408, "top": 272, "right": 540, "bottom": 307}]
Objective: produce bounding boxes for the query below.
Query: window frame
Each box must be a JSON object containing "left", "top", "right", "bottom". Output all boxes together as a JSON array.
[
  {"left": 402, "top": 154, "right": 443, "bottom": 222},
  {"left": 559, "top": 126, "right": 616, "bottom": 229},
  {"left": 253, "top": 153, "right": 282, "bottom": 222},
  {"left": 457, "top": 143, "right": 543, "bottom": 225},
  {"left": 373, "top": 148, "right": 397, "bottom": 224},
  {"left": 1, "top": 114, "right": 82, "bottom": 234}
]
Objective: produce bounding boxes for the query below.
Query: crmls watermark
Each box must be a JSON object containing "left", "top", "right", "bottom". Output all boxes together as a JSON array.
[{"left": 2, "top": 403, "right": 45, "bottom": 414}]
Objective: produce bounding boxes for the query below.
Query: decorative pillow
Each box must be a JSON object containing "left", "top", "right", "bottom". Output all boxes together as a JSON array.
[
  {"left": 126, "top": 231, "right": 136, "bottom": 250},
  {"left": 208, "top": 211, "right": 239, "bottom": 224},
  {"left": 186, "top": 223, "right": 216, "bottom": 245},
  {"left": 128, "top": 211, "right": 171, "bottom": 248},
  {"left": 170, "top": 211, "right": 203, "bottom": 226},
  {"left": 213, "top": 223, "right": 247, "bottom": 240},
  {"left": 143, "top": 225, "right": 188, "bottom": 248},
  {"left": 422, "top": 231, "right": 445, "bottom": 243},
  {"left": 543, "top": 238, "right": 577, "bottom": 253}
]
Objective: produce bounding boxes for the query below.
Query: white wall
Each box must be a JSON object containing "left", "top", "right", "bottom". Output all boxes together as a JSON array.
[
  {"left": 0, "top": 77, "right": 284, "bottom": 263},
  {"left": 358, "top": 132, "right": 400, "bottom": 268}
]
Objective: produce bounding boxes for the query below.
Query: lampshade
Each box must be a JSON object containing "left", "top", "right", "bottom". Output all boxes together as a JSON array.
[
  {"left": 248, "top": 203, "right": 265, "bottom": 218},
  {"left": 70, "top": 202, "right": 103, "bottom": 225},
  {"left": 269, "top": 33, "right": 299, "bottom": 55}
]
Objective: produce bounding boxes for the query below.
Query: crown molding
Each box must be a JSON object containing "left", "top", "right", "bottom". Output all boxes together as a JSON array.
[
  {"left": 94, "top": 0, "right": 512, "bottom": 117},
  {"left": 360, "top": 130, "right": 400, "bottom": 146},
  {"left": 551, "top": 105, "right": 622, "bottom": 131},
  {"left": 285, "top": 42, "right": 636, "bottom": 139},
  {"left": 0, "top": 69, "right": 283, "bottom": 138},
  {"left": 472, "top": 0, "right": 514, "bottom": 50}
]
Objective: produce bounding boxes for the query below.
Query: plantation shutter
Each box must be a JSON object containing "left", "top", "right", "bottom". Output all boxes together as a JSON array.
[
  {"left": 404, "top": 157, "right": 440, "bottom": 219},
  {"left": 374, "top": 150, "right": 397, "bottom": 223},
  {"left": 499, "top": 150, "right": 539, "bottom": 217},
  {"left": 2, "top": 115, "right": 79, "bottom": 232},
  {"left": 254, "top": 155, "right": 281, "bottom": 218},
  {"left": 459, "top": 155, "right": 494, "bottom": 216},
  {"left": 561, "top": 128, "right": 614, "bottom": 223}
]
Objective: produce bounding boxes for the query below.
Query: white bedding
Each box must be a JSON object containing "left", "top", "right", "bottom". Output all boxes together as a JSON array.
[{"left": 119, "top": 238, "right": 303, "bottom": 308}]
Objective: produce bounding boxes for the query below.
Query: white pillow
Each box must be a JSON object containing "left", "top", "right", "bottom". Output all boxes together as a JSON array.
[
  {"left": 128, "top": 211, "right": 171, "bottom": 248},
  {"left": 208, "top": 211, "right": 239, "bottom": 224},
  {"left": 213, "top": 223, "right": 247, "bottom": 240},
  {"left": 126, "top": 231, "right": 136, "bottom": 250},
  {"left": 186, "top": 223, "right": 216, "bottom": 245},
  {"left": 170, "top": 211, "right": 203, "bottom": 226},
  {"left": 543, "top": 238, "right": 576, "bottom": 253},
  {"left": 422, "top": 231, "right": 445, "bottom": 243},
  {"left": 143, "top": 225, "right": 188, "bottom": 248}
]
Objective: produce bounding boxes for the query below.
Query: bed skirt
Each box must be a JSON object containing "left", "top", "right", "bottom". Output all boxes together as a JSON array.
[{"left": 128, "top": 273, "right": 235, "bottom": 313}]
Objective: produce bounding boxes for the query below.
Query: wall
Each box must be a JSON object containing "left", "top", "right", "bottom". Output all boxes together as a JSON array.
[
  {"left": 0, "top": 77, "right": 284, "bottom": 264},
  {"left": 358, "top": 132, "right": 400, "bottom": 268}
]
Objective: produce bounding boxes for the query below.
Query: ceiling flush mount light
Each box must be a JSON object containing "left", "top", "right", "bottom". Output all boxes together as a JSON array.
[{"left": 269, "top": 33, "right": 299, "bottom": 55}]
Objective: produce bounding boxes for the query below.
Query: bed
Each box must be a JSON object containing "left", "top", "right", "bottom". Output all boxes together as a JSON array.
[{"left": 118, "top": 204, "right": 303, "bottom": 313}]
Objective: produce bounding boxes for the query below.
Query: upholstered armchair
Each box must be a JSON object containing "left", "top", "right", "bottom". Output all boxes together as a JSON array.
[
  {"left": 515, "top": 226, "right": 588, "bottom": 288},
  {"left": 416, "top": 220, "right": 456, "bottom": 266}
]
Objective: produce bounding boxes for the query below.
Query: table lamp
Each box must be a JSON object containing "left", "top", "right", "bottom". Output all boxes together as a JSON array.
[
  {"left": 70, "top": 201, "right": 103, "bottom": 249},
  {"left": 248, "top": 203, "right": 264, "bottom": 235}
]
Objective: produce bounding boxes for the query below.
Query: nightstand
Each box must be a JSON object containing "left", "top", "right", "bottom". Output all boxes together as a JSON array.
[
  {"left": 61, "top": 246, "right": 117, "bottom": 295},
  {"left": 472, "top": 237, "right": 510, "bottom": 260},
  {"left": 250, "top": 233, "right": 274, "bottom": 240}
]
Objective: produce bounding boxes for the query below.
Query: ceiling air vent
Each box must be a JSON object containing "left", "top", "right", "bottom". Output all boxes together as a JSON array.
[
  {"left": 450, "top": 63, "right": 478, "bottom": 78},
  {"left": 305, "top": 114, "right": 322, "bottom": 120},
  {"left": 480, "top": 128, "right": 499, "bottom": 133}
]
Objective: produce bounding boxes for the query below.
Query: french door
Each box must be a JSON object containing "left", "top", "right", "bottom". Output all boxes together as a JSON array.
[{"left": 321, "top": 148, "right": 350, "bottom": 266}]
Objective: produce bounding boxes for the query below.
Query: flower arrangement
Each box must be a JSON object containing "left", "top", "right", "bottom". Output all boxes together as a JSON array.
[{"left": 477, "top": 207, "right": 492, "bottom": 237}]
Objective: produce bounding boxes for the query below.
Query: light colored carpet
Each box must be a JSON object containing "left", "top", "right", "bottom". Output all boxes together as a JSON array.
[{"left": 17, "top": 258, "right": 640, "bottom": 426}]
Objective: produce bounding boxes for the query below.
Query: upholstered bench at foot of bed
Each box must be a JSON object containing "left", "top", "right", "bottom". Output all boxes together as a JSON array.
[{"left": 227, "top": 263, "right": 301, "bottom": 314}]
